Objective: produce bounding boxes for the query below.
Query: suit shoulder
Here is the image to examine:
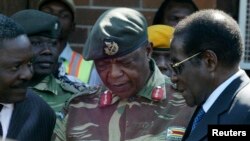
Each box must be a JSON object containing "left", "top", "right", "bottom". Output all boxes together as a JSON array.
[
  {"left": 236, "top": 82, "right": 250, "bottom": 106},
  {"left": 26, "top": 88, "right": 56, "bottom": 116}
]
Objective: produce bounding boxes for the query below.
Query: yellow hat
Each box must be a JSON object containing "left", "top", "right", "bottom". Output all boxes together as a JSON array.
[{"left": 147, "top": 25, "right": 174, "bottom": 50}]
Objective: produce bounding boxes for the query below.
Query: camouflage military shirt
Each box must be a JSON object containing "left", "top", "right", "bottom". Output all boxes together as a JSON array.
[
  {"left": 66, "top": 60, "right": 195, "bottom": 141},
  {"left": 30, "top": 74, "right": 86, "bottom": 117}
]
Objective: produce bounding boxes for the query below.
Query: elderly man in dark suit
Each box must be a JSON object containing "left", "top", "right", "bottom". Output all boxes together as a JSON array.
[
  {"left": 0, "top": 13, "right": 55, "bottom": 141},
  {"left": 170, "top": 9, "right": 250, "bottom": 141}
]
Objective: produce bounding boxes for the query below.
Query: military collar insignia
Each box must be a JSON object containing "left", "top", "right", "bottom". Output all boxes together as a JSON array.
[
  {"left": 99, "top": 90, "right": 112, "bottom": 107},
  {"left": 103, "top": 39, "right": 119, "bottom": 56},
  {"left": 151, "top": 86, "right": 164, "bottom": 101}
]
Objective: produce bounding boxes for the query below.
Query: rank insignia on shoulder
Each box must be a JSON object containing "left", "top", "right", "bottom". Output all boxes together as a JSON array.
[
  {"left": 99, "top": 90, "right": 112, "bottom": 107},
  {"left": 152, "top": 86, "right": 164, "bottom": 101},
  {"left": 166, "top": 126, "right": 185, "bottom": 141},
  {"left": 103, "top": 39, "right": 119, "bottom": 56}
]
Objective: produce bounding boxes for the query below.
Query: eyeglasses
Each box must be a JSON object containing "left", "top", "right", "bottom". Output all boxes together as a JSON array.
[{"left": 170, "top": 52, "right": 201, "bottom": 75}]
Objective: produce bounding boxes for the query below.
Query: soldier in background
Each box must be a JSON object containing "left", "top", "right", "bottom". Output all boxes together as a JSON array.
[
  {"left": 148, "top": 24, "right": 174, "bottom": 76},
  {"left": 11, "top": 9, "right": 94, "bottom": 141},
  {"left": 38, "top": 0, "right": 102, "bottom": 86},
  {"left": 153, "top": 0, "right": 198, "bottom": 27},
  {"left": 62, "top": 7, "right": 195, "bottom": 141},
  {"left": 11, "top": 9, "right": 85, "bottom": 119}
]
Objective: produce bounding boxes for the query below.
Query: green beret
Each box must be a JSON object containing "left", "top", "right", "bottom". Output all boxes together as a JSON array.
[
  {"left": 83, "top": 7, "right": 148, "bottom": 60},
  {"left": 11, "top": 9, "right": 61, "bottom": 39}
]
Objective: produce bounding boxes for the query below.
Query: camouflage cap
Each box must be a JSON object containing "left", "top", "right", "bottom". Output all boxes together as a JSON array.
[
  {"left": 11, "top": 9, "right": 61, "bottom": 39},
  {"left": 83, "top": 7, "right": 148, "bottom": 60}
]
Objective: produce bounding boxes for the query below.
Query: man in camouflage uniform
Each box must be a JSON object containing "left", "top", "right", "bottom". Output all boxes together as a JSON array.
[
  {"left": 11, "top": 9, "right": 91, "bottom": 141},
  {"left": 65, "top": 7, "right": 195, "bottom": 141}
]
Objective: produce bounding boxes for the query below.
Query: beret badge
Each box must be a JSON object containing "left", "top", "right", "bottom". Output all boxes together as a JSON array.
[
  {"left": 103, "top": 40, "right": 119, "bottom": 56},
  {"left": 54, "top": 22, "right": 59, "bottom": 30}
]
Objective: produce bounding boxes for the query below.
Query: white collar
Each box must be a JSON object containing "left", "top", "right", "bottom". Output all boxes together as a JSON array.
[
  {"left": 0, "top": 103, "right": 14, "bottom": 109},
  {"left": 0, "top": 103, "right": 14, "bottom": 140},
  {"left": 202, "top": 69, "right": 243, "bottom": 112}
]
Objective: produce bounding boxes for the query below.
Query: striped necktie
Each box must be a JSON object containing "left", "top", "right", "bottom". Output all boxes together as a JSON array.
[
  {"left": 0, "top": 104, "right": 3, "bottom": 136},
  {"left": 191, "top": 107, "right": 205, "bottom": 132}
]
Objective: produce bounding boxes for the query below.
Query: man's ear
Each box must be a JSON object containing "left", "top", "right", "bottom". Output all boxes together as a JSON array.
[
  {"left": 202, "top": 50, "right": 218, "bottom": 72},
  {"left": 147, "top": 42, "right": 153, "bottom": 57}
]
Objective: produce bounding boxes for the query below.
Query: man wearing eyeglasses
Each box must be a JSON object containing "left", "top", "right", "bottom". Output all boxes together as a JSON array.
[
  {"left": 59, "top": 7, "right": 195, "bottom": 141},
  {"left": 170, "top": 9, "right": 250, "bottom": 141}
]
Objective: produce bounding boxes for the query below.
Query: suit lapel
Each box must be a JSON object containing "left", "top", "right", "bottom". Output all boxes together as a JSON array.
[
  {"left": 182, "top": 106, "right": 200, "bottom": 140},
  {"left": 185, "top": 72, "right": 250, "bottom": 141},
  {"left": 7, "top": 95, "right": 30, "bottom": 139}
]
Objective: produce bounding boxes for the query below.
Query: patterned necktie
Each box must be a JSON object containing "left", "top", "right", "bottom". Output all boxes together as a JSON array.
[
  {"left": 0, "top": 104, "right": 3, "bottom": 136},
  {"left": 191, "top": 107, "right": 205, "bottom": 132}
]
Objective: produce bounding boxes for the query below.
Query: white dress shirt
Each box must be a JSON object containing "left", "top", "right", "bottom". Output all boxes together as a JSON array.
[
  {"left": 202, "top": 69, "right": 243, "bottom": 113},
  {"left": 0, "top": 103, "right": 14, "bottom": 141}
]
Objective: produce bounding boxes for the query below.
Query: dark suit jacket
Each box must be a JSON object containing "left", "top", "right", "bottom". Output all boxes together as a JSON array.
[
  {"left": 6, "top": 89, "right": 56, "bottom": 141},
  {"left": 182, "top": 71, "right": 250, "bottom": 141}
]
